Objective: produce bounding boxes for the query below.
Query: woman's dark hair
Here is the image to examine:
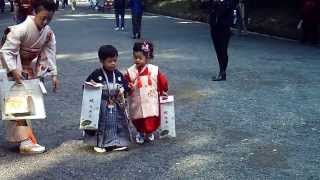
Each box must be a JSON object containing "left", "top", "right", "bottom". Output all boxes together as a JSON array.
[
  {"left": 33, "top": 0, "right": 57, "bottom": 13},
  {"left": 133, "top": 41, "right": 154, "bottom": 59},
  {"left": 98, "top": 45, "right": 118, "bottom": 62}
]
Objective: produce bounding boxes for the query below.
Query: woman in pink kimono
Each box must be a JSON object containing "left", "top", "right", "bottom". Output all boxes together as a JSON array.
[{"left": 0, "top": 0, "right": 59, "bottom": 154}]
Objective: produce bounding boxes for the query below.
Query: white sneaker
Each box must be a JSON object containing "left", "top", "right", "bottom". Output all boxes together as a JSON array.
[
  {"left": 135, "top": 133, "right": 145, "bottom": 144},
  {"left": 113, "top": 146, "right": 128, "bottom": 151},
  {"left": 114, "top": 27, "right": 120, "bottom": 31},
  {"left": 19, "top": 140, "right": 46, "bottom": 154},
  {"left": 121, "top": 27, "right": 125, "bottom": 31},
  {"left": 93, "top": 147, "right": 106, "bottom": 153},
  {"left": 146, "top": 133, "right": 155, "bottom": 142}
]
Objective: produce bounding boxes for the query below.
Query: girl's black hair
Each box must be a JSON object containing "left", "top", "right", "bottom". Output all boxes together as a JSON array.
[
  {"left": 98, "top": 45, "right": 118, "bottom": 62},
  {"left": 33, "top": 0, "right": 57, "bottom": 13},
  {"left": 133, "top": 41, "right": 154, "bottom": 59}
]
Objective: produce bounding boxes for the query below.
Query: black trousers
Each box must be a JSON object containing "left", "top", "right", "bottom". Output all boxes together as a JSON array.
[
  {"left": 115, "top": 8, "right": 125, "bottom": 28},
  {"left": 62, "top": 0, "right": 68, "bottom": 8},
  {"left": 302, "top": 21, "right": 319, "bottom": 44},
  {"left": 56, "top": 0, "right": 59, "bottom": 10},
  {"left": 10, "top": 0, "right": 13, "bottom": 12},
  {"left": 210, "top": 26, "right": 231, "bottom": 73},
  {"left": 132, "top": 14, "right": 142, "bottom": 36},
  {"left": 0, "top": 0, "right": 4, "bottom": 12}
]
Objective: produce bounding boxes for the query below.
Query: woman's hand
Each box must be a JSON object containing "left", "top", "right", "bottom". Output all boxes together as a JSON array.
[
  {"left": 128, "top": 82, "right": 135, "bottom": 89},
  {"left": 11, "top": 69, "right": 23, "bottom": 84},
  {"left": 52, "top": 75, "right": 59, "bottom": 93}
]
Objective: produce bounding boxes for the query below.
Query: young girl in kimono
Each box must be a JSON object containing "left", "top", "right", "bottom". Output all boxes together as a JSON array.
[
  {"left": 83, "top": 45, "right": 130, "bottom": 153},
  {"left": 125, "top": 41, "right": 168, "bottom": 144}
]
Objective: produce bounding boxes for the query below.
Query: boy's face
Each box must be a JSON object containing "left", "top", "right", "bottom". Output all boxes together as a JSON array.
[
  {"left": 102, "top": 56, "right": 117, "bottom": 71},
  {"left": 34, "top": 9, "right": 54, "bottom": 30},
  {"left": 133, "top": 51, "right": 147, "bottom": 68}
]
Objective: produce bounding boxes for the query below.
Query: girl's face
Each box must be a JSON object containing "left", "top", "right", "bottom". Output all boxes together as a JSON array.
[
  {"left": 133, "top": 51, "right": 147, "bottom": 68},
  {"left": 34, "top": 9, "right": 54, "bottom": 30},
  {"left": 102, "top": 56, "right": 117, "bottom": 71}
]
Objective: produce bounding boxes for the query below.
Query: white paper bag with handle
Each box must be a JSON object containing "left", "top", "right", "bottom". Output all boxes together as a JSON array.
[
  {"left": 158, "top": 95, "right": 176, "bottom": 138},
  {"left": 79, "top": 82, "right": 103, "bottom": 130},
  {"left": 4, "top": 82, "right": 34, "bottom": 116},
  {"left": 1, "top": 78, "right": 46, "bottom": 120}
]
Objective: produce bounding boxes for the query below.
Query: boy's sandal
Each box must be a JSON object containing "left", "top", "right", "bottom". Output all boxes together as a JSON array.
[{"left": 93, "top": 147, "right": 106, "bottom": 153}]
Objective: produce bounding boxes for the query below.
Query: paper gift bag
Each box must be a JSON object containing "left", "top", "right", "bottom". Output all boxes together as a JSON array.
[
  {"left": 4, "top": 83, "right": 34, "bottom": 116},
  {"left": 158, "top": 95, "right": 176, "bottom": 138},
  {"left": 80, "top": 82, "right": 103, "bottom": 130},
  {"left": 1, "top": 79, "right": 46, "bottom": 120}
]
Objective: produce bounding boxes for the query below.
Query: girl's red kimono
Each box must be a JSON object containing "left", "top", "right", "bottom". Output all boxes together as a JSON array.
[{"left": 125, "top": 64, "right": 168, "bottom": 134}]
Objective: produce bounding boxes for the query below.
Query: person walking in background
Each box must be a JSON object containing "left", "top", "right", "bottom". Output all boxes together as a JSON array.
[
  {"left": 13, "top": 0, "right": 34, "bottom": 23},
  {"left": 55, "top": 0, "right": 59, "bottom": 10},
  {"left": 0, "top": 0, "right": 5, "bottom": 13},
  {"left": 235, "top": 0, "right": 248, "bottom": 35},
  {"left": 209, "top": 0, "right": 238, "bottom": 81},
  {"left": 129, "top": 0, "right": 143, "bottom": 39},
  {"left": 9, "top": 0, "right": 14, "bottom": 12},
  {"left": 114, "top": 0, "right": 126, "bottom": 31},
  {"left": 62, "top": 0, "right": 68, "bottom": 9},
  {"left": 71, "top": 0, "right": 76, "bottom": 11},
  {"left": 300, "top": 0, "right": 320, "bottom": 45},
  {"left": 96, "top": 0, "right": 104, "bottom": 12}
]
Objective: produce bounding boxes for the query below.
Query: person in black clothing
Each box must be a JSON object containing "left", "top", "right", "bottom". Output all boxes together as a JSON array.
[
  {"left": 55, "top": 0, "right": 59, "bottom": 10},
  {"left": 0, "top": 0, "right": 5, "bottom": 13},
  {"left": 62, "top": 0, "right": 68, "bottom": 8},
  {"left": 209, "top": 0, "right": 238, "bottom": 81},
  {"left": 14, "top": 0, "right": 34, "bottom": 24},
  {"left": 114, "top": 0, "right": 126, "bottom": 30},
  {"left": 300, "top": 0, "right": 320, "bottom": 45},
  {"left": 129, "top": 0, "right": 143, "bottom": 39},
  {"left": 10, "top": 0, "right": 14, "bottom": 12}
]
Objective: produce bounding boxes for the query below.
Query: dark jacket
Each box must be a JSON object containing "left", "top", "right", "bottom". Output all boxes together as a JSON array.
[
  {"left": 86, "top": 68, "right": 129, "bottom": 100},
  {"left": 209, "top": 0, "right": 238, "bottom": 28},
  {"left": 0, "top": 0, "right": 5, "bottom": 9},
  {"left": 129, "top": 0, "right": 143, "bottom": 16},
  {"left": 114, "top": 0, "right": 126, "bottom": 9},
  {"left": 301, "top": 0, "right": 320, "bottom": 23}
]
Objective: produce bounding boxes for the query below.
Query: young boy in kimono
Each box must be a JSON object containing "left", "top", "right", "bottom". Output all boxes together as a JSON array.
[
  {"left": 125, "top": 41, "right": 168, "bottom": 144},
  {"left": 83, "top": 45, "right": 130, "bottom": 153},
  {"left": 0, "top": 0, "right": 58, "bottom": 154}
]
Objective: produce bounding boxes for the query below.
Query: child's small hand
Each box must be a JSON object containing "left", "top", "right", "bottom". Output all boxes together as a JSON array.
[
  {"left": 90, "top": 80, "right": 97, "bottom": 85},
  {"left": 161, "top": 92, "right": 169, "bottom": 100},
  {"left": 85, "top": 80, "right": 99, "bottom": 88},
  {"left": 128, "top": 82, "right": 135, "bottom": 89}
]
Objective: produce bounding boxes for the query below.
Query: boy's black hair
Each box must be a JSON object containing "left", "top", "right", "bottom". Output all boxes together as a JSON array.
[
  {"left": 98, "top": 45, "right": 118, "bottom": 62},
  {"left": 133, "top": 41, "right": 154, "bottom": 59},
  {"left": 33, "top": 0, "right": 57, "bottom": 13}
]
